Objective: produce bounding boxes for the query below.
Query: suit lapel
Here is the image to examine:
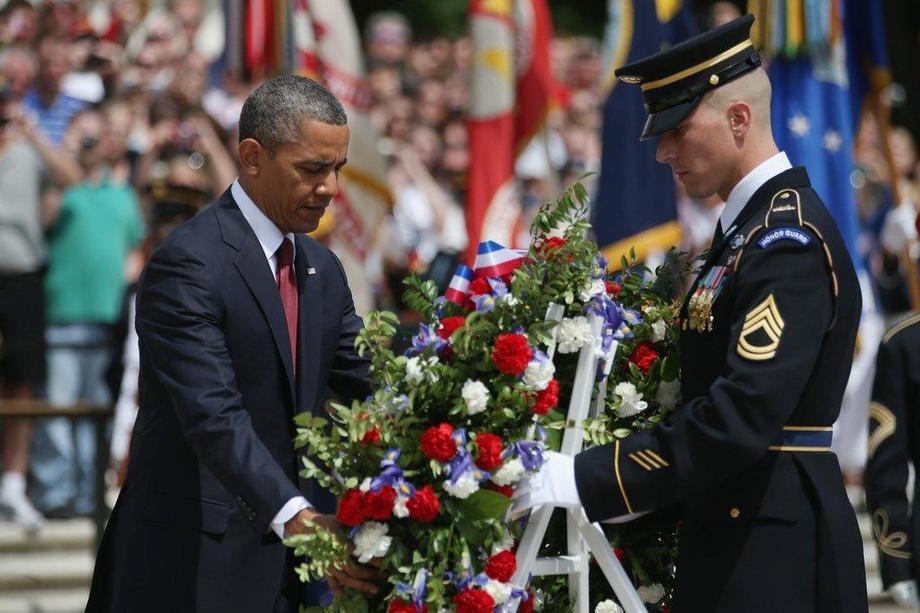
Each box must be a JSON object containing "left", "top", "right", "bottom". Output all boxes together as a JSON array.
[
  {"left": 215, "top": 193, "right": 296, "bottom": 402},
  {"left": 295, "top": 235, "right": 321, "bottom": 411}
]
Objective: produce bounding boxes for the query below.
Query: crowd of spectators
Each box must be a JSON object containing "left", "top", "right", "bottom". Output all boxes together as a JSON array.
[{"left": 0, "top": 0, "right": 917, "bottom": 530}]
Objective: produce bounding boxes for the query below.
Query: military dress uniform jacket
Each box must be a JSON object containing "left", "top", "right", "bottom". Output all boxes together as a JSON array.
[
  {"left": 575, "top": 167, "right": 867, "bottom": 612},
  {"left": 864, "top": 313, "right": 920, "bottom": 589}
]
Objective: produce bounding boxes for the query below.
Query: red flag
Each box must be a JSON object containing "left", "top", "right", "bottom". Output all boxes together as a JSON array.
[
  {"left": 465, "top": 0, "right": 555, "bottom": 264},
  {"left": 465, "top": 0, "right": 517, "bottom": 264},
  {"left": 514, "top": 0, "right": 555, "bottom": 151}
]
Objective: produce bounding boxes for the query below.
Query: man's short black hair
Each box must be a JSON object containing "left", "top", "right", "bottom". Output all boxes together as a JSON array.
[{"left": 238, "top": 74, "right": 347, "bottom": 152}]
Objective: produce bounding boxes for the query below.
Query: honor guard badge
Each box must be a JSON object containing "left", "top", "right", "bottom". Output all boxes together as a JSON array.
[{"left": 737, "top": 293, "right": 784, "bottom": 360}]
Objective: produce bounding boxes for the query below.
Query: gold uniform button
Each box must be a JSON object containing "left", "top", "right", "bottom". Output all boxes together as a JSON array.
[
  {"left": 729, "top": 507, "right": 741, "bottom": 519},
  {"left": 709, "top": 74, "right": 720, "bottom": 85}
]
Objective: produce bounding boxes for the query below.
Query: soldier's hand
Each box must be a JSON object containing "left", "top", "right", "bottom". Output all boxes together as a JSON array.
[
  {"left": 889, "top": 579, "right": 919, "bottom": 608},
  {"left": 510, "top": 451, "right": 580, "bottom": 517}
]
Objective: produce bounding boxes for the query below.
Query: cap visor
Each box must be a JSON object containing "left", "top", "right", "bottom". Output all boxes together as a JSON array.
[{"left": 639, "top": 97, "right": 702, "bottom": 141}]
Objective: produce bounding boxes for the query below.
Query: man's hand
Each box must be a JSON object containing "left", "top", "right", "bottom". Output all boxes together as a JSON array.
[
  {"left": 285, "top": 509, "right": 380, "bottom": 597},
  {"left": 880, "top": 204, "right": 919, "bottom": 255},
  {"left": 889, "top": 580, "right": 919, "bottom": 608},
  {"left": 510, "top": 451, "right": 580, "bottom": 517}
]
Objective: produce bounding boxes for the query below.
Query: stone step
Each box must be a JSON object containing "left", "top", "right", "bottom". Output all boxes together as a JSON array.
[
  {"left": 0, "top": 519, "right": 94, "bottom": 553},
  {"left": 0, "top": 588, "right": 88, "bottom": 613},
  {"left": 0, "top": 550, "right": 93, "bottom": 592}
]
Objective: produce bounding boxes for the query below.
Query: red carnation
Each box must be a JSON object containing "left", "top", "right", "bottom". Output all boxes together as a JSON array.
[
  {"left": 475, "top": 433, "right": 504, "bottom": 471},
  {"left": 629, "top": 342, "right": 659, "bottom": 375},
  {"left": 538, "top": 236, "right": 566, "bottom": 255},
  {"left": 421, "top": 423, "right": 457, "bottom": 462},
  {"left": 491, "top": 333, "right": 532, "bottom": 376},
  {"left": 614, "top": 547, "right": 625, "bottom": 561},
  {"left": 438, "top": 316, "right": 466, "bottom": 340},
  {"left": 336, "top": 489, "right": 366, "bottom": 527},
  {"left": 365, "top": 486, "right": 397, "bottom": 521},
  {"left": 484, "top": 550, "right": 517, "bottom": 582},
  {"left": 361, "top": 426, "right": 381, "bottom": 444},
  {"left": 453, "top": 589, "right": 495, "bottom": 613},
  {"left": 533, "top": 378, "right": 560, "bottom": 415},
  {"left": 388, "top": 601, "right": 427, "bottom": 613},
  {"left": 468, "top": 277, "right": 492, "bottom": 296},
  {"left": 490, "top": 483, "right": 514, "bottom": 498},
  {"left": 407, "top": 484, "right": 441, "bottom": 523},
  {"left": 606, "top": 281, "right": 621, "bottom": 297},
  {"left": 520, "top": 591, "right": 535, "bottom": 613}
]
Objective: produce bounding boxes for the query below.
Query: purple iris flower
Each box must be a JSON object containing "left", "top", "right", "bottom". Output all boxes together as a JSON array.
[
  {"left": 592, "top": 254, "right": 609, "bottom": 278},
  {"left": 409, "top": 323, "right": 447, "bottom": 356},
  {"left": 501, "top": 440, "right": 546, "bottom": 471}
]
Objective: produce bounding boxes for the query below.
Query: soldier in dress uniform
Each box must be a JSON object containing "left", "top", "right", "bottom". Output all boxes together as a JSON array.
[
  {"left": 512, "top": 15, "right": 867, "bottom": 612},
  {"left": 864, "top": 313, "right": 920, "bottom": 607}
]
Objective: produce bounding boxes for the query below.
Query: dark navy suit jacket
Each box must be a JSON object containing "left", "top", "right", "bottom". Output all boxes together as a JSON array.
[{"left": 86, "top": 189, "right": 370, "bottom": 612}]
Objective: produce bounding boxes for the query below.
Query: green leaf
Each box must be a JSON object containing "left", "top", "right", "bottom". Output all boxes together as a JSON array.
[{"left": 455, "top": 489, "right": 512, "bottom": 521}]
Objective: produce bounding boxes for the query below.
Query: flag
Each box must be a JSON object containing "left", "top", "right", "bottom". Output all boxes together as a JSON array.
[
  {"left": 465, "top": 0, "right": 555, "bottom": 265},
  {"left": 292, "top": 0, "right": 392, "bottom": 315},
  {"left": 753, "top": 0, "right": 884, "bottom": 264},
  {"left": 594, "top": 0, "right": 696, "bottom": 265}
]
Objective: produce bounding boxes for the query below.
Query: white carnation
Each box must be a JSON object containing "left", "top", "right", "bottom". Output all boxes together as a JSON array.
[
  {"left": 491, "top": 457, "right": 526, "bottom": 486},
  {"left": 462, "top": 379, "right": 490, "bottom": 415},
  {"left": 523, "top": 359, "right": 555, "bottom": 391},
  {"left": 614, "top": 382, "right": 648, "bottom": 417},
  {"left": 656, "top": 379, "right": 681, "bottom": 411},
  {"left": 443, "top": 471, "right": 480, "bottom": 499},
  {"left": 579, "top": 278, "right": 606, "bottom": 302},
  {"left": 651, "top": 320, "right": 668, "bottom": 342},
  {"left": 557, "top": 316, "right": 594, "bottom": 354},
  {"left": 492, "top": 531, "right": 515, "bottom": 555},
  {"left": 484, "top": 579, "right": 513, "bottom": 604},
  {"left": 393, "top": 495, "right": 410, "bottom": 518},
  {"left": 352, "top": 521, "right": 392, "bottom": 563},
  {"left": 637, "top": 583, "right": 665, "bottom": 604},
  {"left": 595, "top": 600, "right": 624, "bottom": 613},
  {"left": 405, "top": 356, "right": 439, "bottom": 385}
]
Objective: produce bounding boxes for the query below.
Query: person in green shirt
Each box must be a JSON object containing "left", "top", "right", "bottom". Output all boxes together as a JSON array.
[{"left": 32, "top": 108, "right": 143, "bottom": 517}]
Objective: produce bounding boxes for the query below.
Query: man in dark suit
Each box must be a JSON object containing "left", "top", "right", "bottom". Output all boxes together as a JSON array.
[
  {"left": 513, "top": 16, "right": 867, "bottom": 612},
  {"left": 86, "top": 75, "right": 377, "bottom": 612}
]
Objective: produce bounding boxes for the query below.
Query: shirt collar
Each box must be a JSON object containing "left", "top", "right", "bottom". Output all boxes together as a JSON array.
[
  {"left": 231, "top": 179, "right": 295, "bottom": 262},
  {"left": 720, "top": 151, "right": 792, "bottom": 230}
]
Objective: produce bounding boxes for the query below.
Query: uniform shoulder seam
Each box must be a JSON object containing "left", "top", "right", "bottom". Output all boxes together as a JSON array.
[{"left": 882, "top": 312, "right": 920, "bottom": 344}]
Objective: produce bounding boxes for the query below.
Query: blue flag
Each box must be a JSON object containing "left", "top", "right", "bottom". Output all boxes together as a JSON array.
[
  {"left": 768, "top": 0, "right": 890, "bottom": 268},
  {"left": 594, "top": 0, "right": 695, "bottom": 265}
]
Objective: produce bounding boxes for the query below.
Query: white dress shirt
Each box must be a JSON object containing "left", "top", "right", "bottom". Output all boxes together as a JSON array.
[
  {"left": 719, "top": 151, "right": 792, "bottom": 231},
  {"left": 231, "top": 179, "right": 311, "bottom": 538}
]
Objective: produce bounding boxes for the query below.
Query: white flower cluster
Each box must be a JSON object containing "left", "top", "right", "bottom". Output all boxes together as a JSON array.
[
  {"left": 651, "top": 319, "right": 668, "bottom": 342},
  {"left": 614, "top": 382, "right": 648, "bottom": 417},
  {"left": 491, "top": 457, "right": 525, "bottom": 486},
  {"left": 523, "top": 358, "right": 555, "bottom": 391},
  {"left": 655, "top": 379, "right": 681, "bottom": 411},
  {"left": 637, "top": 583, "right": 665, "bottom": 604},
  {"left": 405, "top": 356, "right": 439, "bottom": 385},
  {"left": 442, "top": 471, "right": 480, "bottom": 499},
  {"left": 557, "top": 316, "right": 594, "bottom": 354},
  {"left": 595, "top": 600, "right": 624, "bottom": 613},
  {"left": 462, "top": 379, "right": 490, "bottom": 415},
  {"left": 483, "top": 579, "right": 513, "bottom": 604},
  {"left": 352, "top": 522, "right": 392, "bottom": 563},
  {"left": 579, "top": 278, "right": 606, "bottom": 302}
]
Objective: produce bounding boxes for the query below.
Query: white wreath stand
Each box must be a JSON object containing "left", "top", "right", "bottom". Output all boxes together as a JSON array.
[{"left": 509, "top": 309, "right": 647, "bottom": 613}]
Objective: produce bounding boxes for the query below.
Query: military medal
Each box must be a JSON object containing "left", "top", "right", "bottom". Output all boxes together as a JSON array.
[{"left": 690, "top": 266, "right": 730, "bottom": 332}]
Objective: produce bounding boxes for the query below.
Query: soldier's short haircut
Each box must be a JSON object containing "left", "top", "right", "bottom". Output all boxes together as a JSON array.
[{"left": 238, "top": 74, "right": 347, "bottom": 153}]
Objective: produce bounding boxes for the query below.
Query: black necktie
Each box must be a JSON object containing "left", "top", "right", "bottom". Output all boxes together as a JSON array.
[{"left": 712, "top": 219, "right": 725, "bottom": 248}]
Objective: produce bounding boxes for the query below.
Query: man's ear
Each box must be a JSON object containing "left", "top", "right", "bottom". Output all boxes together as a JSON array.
[
  {"left": 727, "top": 101, "right": 753, "bottom": 138},
  {"left": 238, "top": 138, "right": 262, "bottom": 177}
]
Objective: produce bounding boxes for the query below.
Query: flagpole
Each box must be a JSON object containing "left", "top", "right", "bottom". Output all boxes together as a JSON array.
[{"left": 872, "top": 95, "right": 920, "bottom": 311}]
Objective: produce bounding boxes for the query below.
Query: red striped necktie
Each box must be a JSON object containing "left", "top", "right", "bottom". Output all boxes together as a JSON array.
[{"left": 276, "top": 238, "right": 298, "bottom": 371}]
